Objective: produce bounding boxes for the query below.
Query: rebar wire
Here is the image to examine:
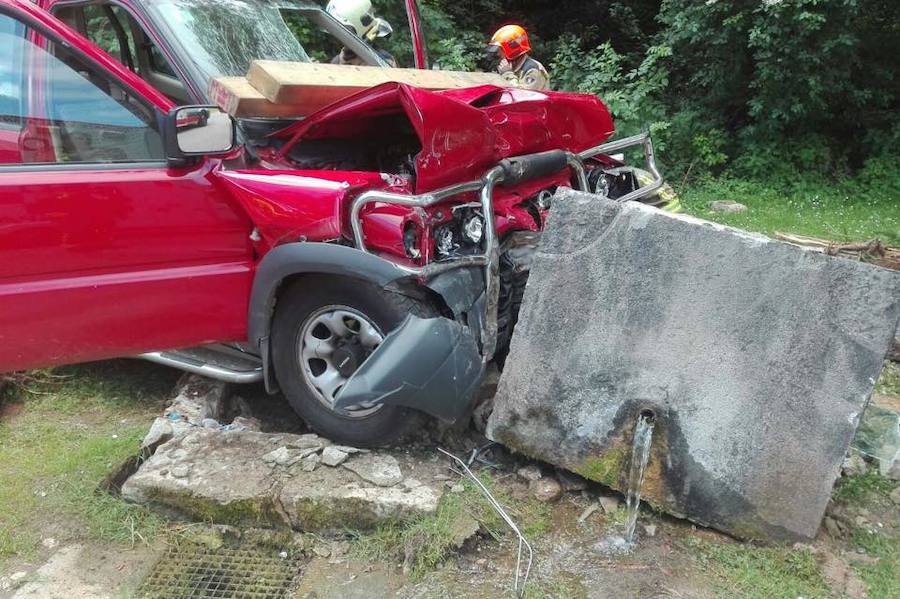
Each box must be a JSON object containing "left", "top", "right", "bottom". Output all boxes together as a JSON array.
[{"left": 438, "top": 447, "right": 533, "bottom": 597}]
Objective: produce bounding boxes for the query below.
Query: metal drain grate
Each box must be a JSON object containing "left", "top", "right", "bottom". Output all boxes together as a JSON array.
[{"left": 140, "top": 544, "right": 302, "bottom": 599}]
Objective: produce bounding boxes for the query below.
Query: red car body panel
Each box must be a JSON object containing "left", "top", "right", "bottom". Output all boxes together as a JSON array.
[
  {"left": 1, "top": 0, "right": 253, "bottom": 371},
  {"left": 0, "top": 0, "right": 622, "bottom": 376}
]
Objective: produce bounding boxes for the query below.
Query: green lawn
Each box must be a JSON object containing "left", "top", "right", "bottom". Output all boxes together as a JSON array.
[
  {"left": 680, "top": 178, "right": 900, "bottom": 245},
  {"left": 0, "top": 361, "right": 177, "bottom": 567}
]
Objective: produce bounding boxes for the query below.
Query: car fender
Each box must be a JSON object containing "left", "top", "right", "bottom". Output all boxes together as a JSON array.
[{"left": 248, "top": 242, "right": 413, "bottom": 391}]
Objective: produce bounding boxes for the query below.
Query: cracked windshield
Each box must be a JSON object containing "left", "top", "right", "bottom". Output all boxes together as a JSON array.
[{"left": 147, "top": 0, "right": 320, "bottom": 87}]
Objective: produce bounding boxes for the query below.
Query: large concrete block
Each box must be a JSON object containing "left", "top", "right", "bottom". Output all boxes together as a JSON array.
[{"left": 487, "top": 190, "right": 900, "bottom": 541}]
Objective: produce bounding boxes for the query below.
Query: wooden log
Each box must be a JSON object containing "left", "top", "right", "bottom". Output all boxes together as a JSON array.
[
  {"left": 774, "top": 232, "right": 899, "bottom": 270},
  {"left": 246, "top": 60, "right": 507, "bottom": 106},
  {"left": 208, "top": 77, "right": 306, "bottom": 119}
]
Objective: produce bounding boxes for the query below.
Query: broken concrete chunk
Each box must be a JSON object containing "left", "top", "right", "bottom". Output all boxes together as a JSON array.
[
  {"left": 141, "top": 417, "right": 174, "bottom": 450},
  {"left": 301, "top": 454, "right": 321, "bottom": 473},
  {"left": 330, "top": 445, "right": 366, "bottom": 454},
  {"left": 488, "top": 190, "right": 900, "bottom": 542},
  {"left": 287, "top": 433, "right": 329, "bottom": 450},
  {"left": 343, "top": 453, "right": 403, "bottom": 487},
  {"left": 321, "top": 446, "right": 349, "bottom": 467},
  {"left": 165, "top": 374, "right": 230, "bottom": 426},
  {"left": 262, "top": 446, "right": 304, "bottom": 467}
]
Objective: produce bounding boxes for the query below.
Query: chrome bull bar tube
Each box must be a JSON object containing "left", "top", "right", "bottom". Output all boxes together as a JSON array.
[
  {"left": 349, "top": 132, "right": 662, "bottom": 362},
  {"left": 579, "top": 131, "right": 663, "bottom": 203}
]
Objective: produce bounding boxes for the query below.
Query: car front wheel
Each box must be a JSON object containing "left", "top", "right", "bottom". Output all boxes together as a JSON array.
[{"left": 271, "top": 275, "right": 435, "bottom": 447}]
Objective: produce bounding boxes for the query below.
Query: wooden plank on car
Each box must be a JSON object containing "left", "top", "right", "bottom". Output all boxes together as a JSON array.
[
  {"left": 208, "top": 77, "right": 305, "bottom": 119},
  {"left": 246, "top": 60, "right": 507, "bottom": 105}
]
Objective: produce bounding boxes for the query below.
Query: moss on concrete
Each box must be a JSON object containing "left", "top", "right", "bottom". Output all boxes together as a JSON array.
[{"left": 572, "top": 446, "right": 627, "bottom": 488}]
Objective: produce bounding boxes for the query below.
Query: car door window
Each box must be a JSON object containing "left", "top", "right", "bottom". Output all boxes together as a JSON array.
[
  {"left": 0, "top": 11, "right": 163, "bottom": 166},
  {"left": 56, "top": 3, "right": 189, "bottom": 103}
]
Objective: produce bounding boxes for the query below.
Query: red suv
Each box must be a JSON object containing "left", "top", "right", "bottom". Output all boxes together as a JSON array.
[{"left": 0, "top": 0, "right": 667, "bottom": 445}]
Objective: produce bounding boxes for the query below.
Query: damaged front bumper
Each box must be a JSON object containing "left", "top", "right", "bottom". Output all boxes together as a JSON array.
[{"left": 336, "top": 132, "right": 664, "bottom": 422}]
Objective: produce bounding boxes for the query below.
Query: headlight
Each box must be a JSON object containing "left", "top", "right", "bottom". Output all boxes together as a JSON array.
[
  {"left": 403, "top": 224, "right": 421, "bottom": 259},
  {"left": 435, "top": 225, "right": 456, "bottom": 258},
  {"left": 462, "top": 214, "right": 484, "bottom": 244}
]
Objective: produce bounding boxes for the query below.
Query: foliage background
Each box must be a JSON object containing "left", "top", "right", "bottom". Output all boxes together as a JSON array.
[{"left": 370, "top": 0, "right": 898, "bottom": 243}]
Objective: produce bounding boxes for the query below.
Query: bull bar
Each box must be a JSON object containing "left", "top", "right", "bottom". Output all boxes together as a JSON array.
[{"left": 349, "top": 131, "right": 662, "bottom": 363}]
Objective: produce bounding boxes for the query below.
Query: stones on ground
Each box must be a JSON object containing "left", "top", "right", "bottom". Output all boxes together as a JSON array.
[
  {"left": 517, "top": 464, "right": 542, "bottom": 482},
  {"left": 321, "top": 446, "right": 349, "bottom": 467},
  {"left": 823, "top": 516, "right": 845, "bottom": 538},
  {"left": 890, "top": 487, "right": 900, "bottom": 505},
  {"left": 343, "top": 453, "right": 403, "bottom": 487},
  {"left": 122, "top": 430, "right": 440, "bottom": 531},
  {"left": 487, "top": 190, "right": 900, "bottom": 542},
  {"left": 597, "top": 495, "right": 621, "bottom": 514},
  {"left": 708, "top": 200, "right": 747, "bottom": 213},
  {"left": 262, "top": 446, "right": 304, "bottom": 467},
  {"left": 842, "top": 454, "right": 867, "bottom": 477},
  {"left": 643, "top": 524, "right": 657, "bottom": 537},
  {"left": 578, "top": 503, "right": 600, "bottom": 523},
  {"left": 530, "top": 478, "right": 562, "bottom": 502}
]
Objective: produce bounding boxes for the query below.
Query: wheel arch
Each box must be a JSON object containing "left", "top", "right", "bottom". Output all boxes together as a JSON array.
[{"left": 249, "top": 242, "right": 417, "bottom": 392}]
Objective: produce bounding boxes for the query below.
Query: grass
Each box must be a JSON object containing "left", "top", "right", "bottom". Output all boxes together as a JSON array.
[
  {"left": 832, "top": 469, "right": 896, "bottom": 503},
  {"left": 0, "top": 361, "right": 177, "bottom": 567},
  {"left": 352, "top": 471, "right": 551, "bottom": 579},
  {"left": 689, "top": 537, "right": 832, "bottom": 599},
  {"left": 849, "top": 525, "right": 900, "bottom": 599},
  {"left": 875, "top": 361, "right": 900, "bottom": 397},
  {"left": 680, "top": 177, "right": 900, "bottom": 245}
]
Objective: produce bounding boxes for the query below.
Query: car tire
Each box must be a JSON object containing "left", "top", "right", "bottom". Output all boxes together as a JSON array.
[{"left": 271, "top": 275, "right": 436, "bottom": 447}]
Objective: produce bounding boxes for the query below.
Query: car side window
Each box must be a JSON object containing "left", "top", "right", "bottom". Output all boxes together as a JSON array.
[{"left": 0, "top": 11, "right": 164, "bottom": 166}]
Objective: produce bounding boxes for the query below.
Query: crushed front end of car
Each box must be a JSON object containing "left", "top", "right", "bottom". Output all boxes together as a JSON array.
[{"left": 244, "top": 82, "right": 670, "bottom": 424}]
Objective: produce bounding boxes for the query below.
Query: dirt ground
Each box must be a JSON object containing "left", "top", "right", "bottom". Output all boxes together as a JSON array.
[{"left": 0, "top": 360, "right": 898, "bottom": 599}]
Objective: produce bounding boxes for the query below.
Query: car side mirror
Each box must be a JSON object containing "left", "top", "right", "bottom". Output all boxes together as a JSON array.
[{"left": 164, "top": 105, "right": 236, "bottom": 160}]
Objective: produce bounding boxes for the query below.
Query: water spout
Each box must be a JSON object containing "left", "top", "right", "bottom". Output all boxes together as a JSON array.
[{"left": 593, "top": 410, "right": 656, "bottom": 554}]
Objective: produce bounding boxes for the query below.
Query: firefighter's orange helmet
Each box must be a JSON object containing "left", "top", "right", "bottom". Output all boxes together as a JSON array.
[{"left": 489, "top": 25, "right": 532, "bottom": 61}]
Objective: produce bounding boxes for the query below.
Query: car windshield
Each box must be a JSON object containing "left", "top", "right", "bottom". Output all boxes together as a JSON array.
[{"left": 146, "top": 0, "right": 314, "bottom": 87}]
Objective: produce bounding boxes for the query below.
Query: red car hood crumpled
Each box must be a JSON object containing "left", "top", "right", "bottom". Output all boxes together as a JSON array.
[{"left": 272, "top": 83, "right": 615, "bottom": 193}]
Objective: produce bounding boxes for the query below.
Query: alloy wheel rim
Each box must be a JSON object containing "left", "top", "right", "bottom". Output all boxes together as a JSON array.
[{"left": 297, "top": 305, "right": 384, "bottom": 418}]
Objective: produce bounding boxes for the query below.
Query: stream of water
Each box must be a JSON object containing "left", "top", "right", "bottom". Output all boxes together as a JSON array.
[{"left": 592, "top": 411, "right": 656, "bottom": 554}]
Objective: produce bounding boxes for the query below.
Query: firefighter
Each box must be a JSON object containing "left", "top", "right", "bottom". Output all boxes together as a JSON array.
[
  {"left": 326, "top": 0, "right": 397, "bottom": 67},
  {"left": 487, "top": 24, "right": 550, "bottom": 90}
]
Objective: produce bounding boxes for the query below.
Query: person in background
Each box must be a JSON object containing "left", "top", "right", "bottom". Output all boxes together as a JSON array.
[
  {"left": 487, "top": 24, "right": 550, "bottom": 90},
  {"left": 326, "top": 0, "right": 397, "bottom": 67}
]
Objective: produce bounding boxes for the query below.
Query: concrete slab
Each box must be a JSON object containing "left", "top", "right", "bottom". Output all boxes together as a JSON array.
[
  {"left": 122, "top": 430, "right": 443, "bottom": 531},
  {"left": 487, "top": 189, "right": 900, "bottom": 541}
]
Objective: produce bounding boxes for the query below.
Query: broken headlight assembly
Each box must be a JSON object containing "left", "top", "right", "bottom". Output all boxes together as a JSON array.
[
  {"left": 588, "top": 167, "right": 640, "bottom": 200},
  {"left": 433, "top": 207, "right": 485, "bottom": 260}
]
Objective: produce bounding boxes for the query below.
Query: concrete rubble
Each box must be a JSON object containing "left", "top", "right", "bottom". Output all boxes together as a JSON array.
[
  {"left": 122, "top": 375, "right": 445, "bottom": 531},
  {"left": 488, "top": 189, "right": 900, "bottom": 542},
  {"left": 122, "top": 429, "right": 443, "bottom": 531}
]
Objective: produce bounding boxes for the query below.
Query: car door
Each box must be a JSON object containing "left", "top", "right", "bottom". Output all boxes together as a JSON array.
[{"left": 0, "top": 0, "right": 254, "bottom": 372}]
